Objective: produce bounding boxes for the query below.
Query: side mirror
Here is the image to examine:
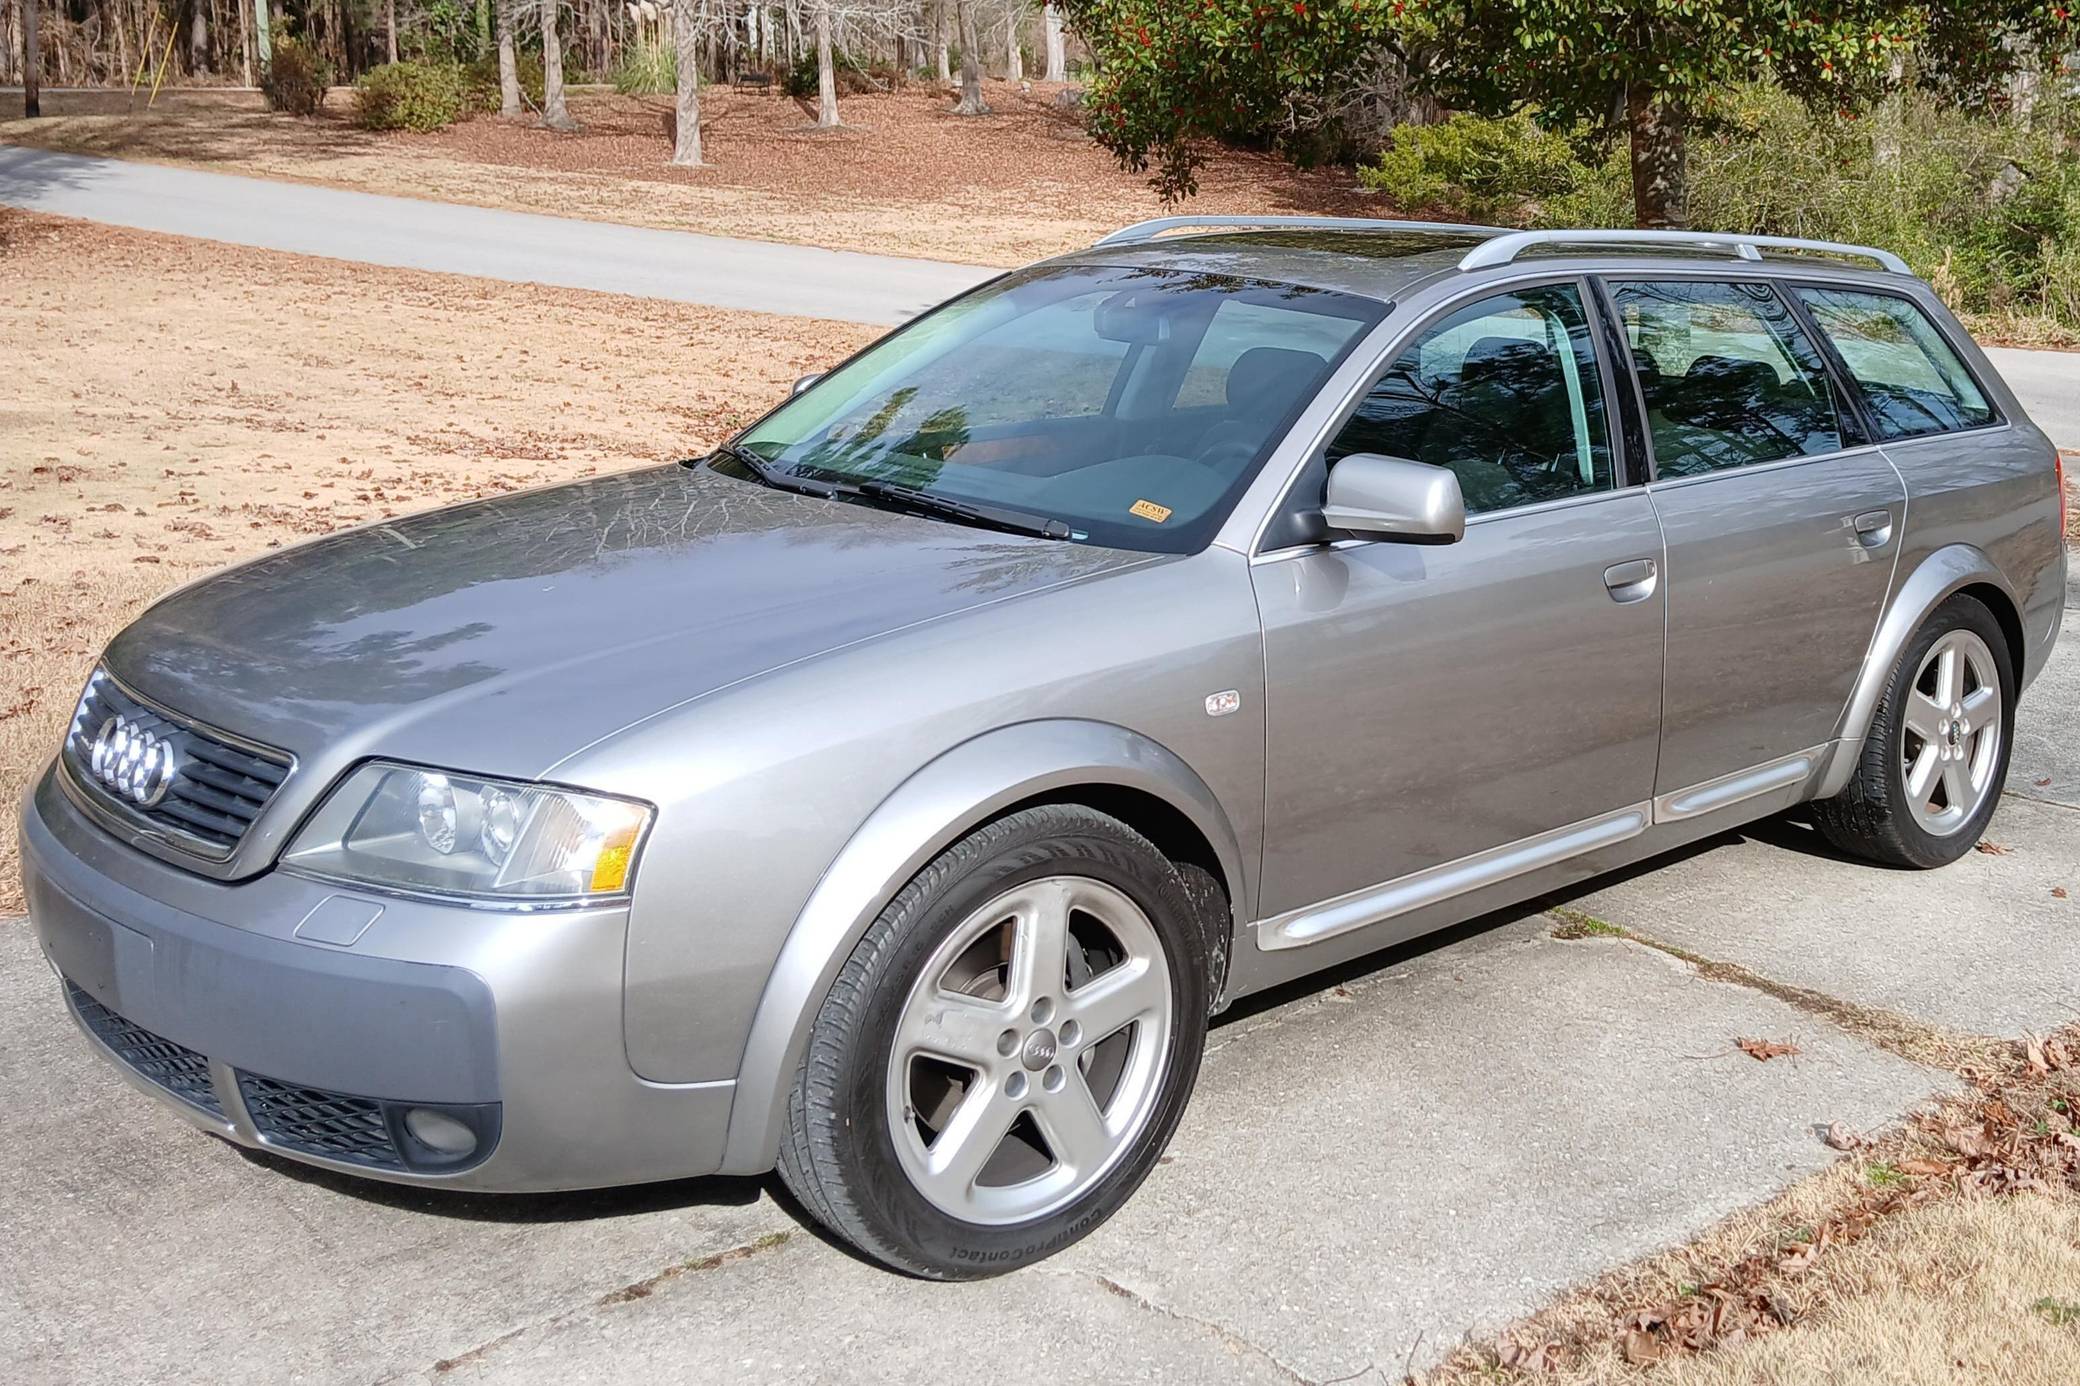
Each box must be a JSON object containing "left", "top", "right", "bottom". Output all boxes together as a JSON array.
[
  {"left": 1321, "top": 454, "right": 1466, "bottom": 544},
  {"left": 791, "top": 373, "right": 822, "bottom": 397}
]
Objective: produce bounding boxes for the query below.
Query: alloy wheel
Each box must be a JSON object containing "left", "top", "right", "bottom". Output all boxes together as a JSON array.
[
  {"left": 1900, "top": 628, "right": 2003, "bottom": 837},
  {"left": 885, "top": 875, "right": 1174, "bottom": 1226}
]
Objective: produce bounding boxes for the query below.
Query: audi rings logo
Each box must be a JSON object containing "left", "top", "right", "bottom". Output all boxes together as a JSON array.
[{"left": 89, "top": 716, "right": 178, "bottom": 808}]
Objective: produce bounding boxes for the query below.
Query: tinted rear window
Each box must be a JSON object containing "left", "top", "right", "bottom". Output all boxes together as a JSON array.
[{"left": 1796, "top": 288, "right": 1995, "bottom": 440}]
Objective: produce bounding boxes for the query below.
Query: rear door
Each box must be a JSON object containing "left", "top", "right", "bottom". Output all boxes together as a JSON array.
[
  {"left": 1604, "top": 276, "right": 1906, "bottom": 795},
  {"left": 1252, "top": 280, "right": 1666, "bottom": 939}
]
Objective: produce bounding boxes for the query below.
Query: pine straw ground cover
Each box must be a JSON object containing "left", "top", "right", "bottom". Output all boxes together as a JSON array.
[{"left": 1421, "top": 914, "right": 2080, "bottom": 1386}]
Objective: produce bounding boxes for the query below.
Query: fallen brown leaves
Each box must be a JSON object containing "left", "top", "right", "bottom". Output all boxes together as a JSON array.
[{"left": 1431, "top": 1025, "right": 2080, "bottom": 1382}]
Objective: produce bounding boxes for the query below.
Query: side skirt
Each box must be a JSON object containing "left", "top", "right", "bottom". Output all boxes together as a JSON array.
[{"left": 1230, "top": 746, "right": 1827, "bottom": 999}]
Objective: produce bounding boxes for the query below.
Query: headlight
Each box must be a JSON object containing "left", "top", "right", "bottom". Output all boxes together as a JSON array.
[{"left": 281, "top": 762, "right": 652, "bottom": 905}]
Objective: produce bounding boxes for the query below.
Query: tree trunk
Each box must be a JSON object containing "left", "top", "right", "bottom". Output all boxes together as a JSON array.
[
  {"left": 953, "top": 0, "right": 985, "bottom": 114},
  {"left": 540, "top": 0, "right": 577, "bottom": 129},
  {"left": 189, "top": 0, "right": 209, "bottom": 74},
  {"left": 1041, "top": 1, "right": 1063, "bottom": 82},
  {"left": 20, "top": 0, "right": 37, "bottom": 117},
  {"left": 813, "top": 0, "right": 836, "bottom": 126},
  {"left": 670, "top": 0, "right": 702, "bottom": 163},
  {"left": 238, "top": 0, "right": 252, "bottom": 85},
  {"left": 1004, "top": 6, "right": 1020, "bottom": 81},
  {"left": 933, "top": 1, "right": 948, "bottom": 84},
  {"left": 254, "top": 0, "right": 270, "bottom": 67},
  {"left": 1626, "top": 83, "right": 1686, "bottom": 230},
  {"left": 384, "top": 0, "right": 395, "bottom": 62},
  {"left": 497, "top": 0, "right": 520, "bottom": 114}
]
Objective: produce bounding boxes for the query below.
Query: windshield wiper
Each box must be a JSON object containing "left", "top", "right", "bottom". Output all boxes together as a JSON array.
[
  {"left": 707, "top": 442, "right": 841, "bottom": 499},
  {"left": 855, "top": 480, "right": 1074, "bottom": 540}
]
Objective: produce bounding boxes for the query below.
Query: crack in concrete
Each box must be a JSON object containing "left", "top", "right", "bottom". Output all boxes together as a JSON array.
[
  {"left": 2003, "top": 787, "right": 2079, "bottom": 813},
  {"left": 1085, "top": 1272, "right": 1327, "bottom": 1385},
  {"left": 380, "top": 1229, "right": 794, "bottom": 1381},
  {"left": 1545, "top": 908, "right": 2001, "bottom": 1072}
]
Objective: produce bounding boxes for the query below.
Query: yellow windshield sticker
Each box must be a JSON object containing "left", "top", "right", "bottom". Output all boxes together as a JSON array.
[{"left": 1129, "top": 499, "right": 1173, "bottom": 524}]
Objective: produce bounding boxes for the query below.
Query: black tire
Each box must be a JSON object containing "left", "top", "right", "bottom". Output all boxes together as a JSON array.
[
  {"left": 1811, "top": 593, "right": 2015, "bottom": 869},
  {"left": 776, "top": 805, "right": 1209, "bottom": 1279}
]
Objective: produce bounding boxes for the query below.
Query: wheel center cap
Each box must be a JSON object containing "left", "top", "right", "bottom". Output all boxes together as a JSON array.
[
  {"left": 1021, "top": 1028, "right": 1058, "bottom": 1072},
  {"left": 1946, "top": 722, "right": 1962, "bottom": 748}
]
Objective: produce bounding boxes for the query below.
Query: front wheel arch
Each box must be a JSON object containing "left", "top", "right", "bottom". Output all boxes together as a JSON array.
[{"left": 717, "top": 720, "right": 1245, "bottom": 1175}]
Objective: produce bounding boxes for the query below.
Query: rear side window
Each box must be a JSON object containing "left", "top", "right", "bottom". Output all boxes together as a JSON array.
[
  {"left": 1611, "top": 280, "right": 1845, "bottom": 478},
  {"left": 1325, "top": 284, "right": 1613, "bottom": 515},
  {"left": 1796, "top": 288, "right": 1994, "bottom": 439}
]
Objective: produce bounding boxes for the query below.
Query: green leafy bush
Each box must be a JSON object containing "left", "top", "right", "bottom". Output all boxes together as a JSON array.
[
  {"left": 1361, "top": 83, "right": 2080, "bottom": 330},
  {"left": 355, "top": 62, "right": 472, "bottom": 131},
  {"left": 261, "top": 32, "right": 331, "bottom": 117},
  {"left": 462, "top": 53, "right": 545, "bottom": 113},
  {"left": 1359, "top": 112, "right": 1595, "bottom": 223},
  {"left": 612, "top": 39, "right": 678, "bottom": 95}
]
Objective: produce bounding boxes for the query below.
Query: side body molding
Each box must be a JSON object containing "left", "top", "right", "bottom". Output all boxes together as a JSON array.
[
  {"left": 717, "top": 718, "right": 1246, "bottom": 1174},
  {"left": 1814, "top": 543, "right": 2017, "bottom": 799}
]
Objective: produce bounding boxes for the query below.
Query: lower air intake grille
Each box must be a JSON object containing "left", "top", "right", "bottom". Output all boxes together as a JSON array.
[
  {"left": 67, "top": 981, "right": 225, "bottom": 1117},
  {"left": 237, "top": 1073, "right": 405, "bottom": 1171}
]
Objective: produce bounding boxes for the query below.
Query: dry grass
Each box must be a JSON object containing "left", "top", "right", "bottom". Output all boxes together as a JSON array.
[
  {"left": 0, "top": 207, "right": 875, "bottom": 910},
  {"left": 1421, "top": 950, "right": 2080, "bottom": 1386},
  {"left": 0, "top": 84, "right": 1386, "bottom": 268}
]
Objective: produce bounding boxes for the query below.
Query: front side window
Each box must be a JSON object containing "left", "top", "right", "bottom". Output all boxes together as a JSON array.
[
  {"left": 1796, "top": 288, "right": 1994, "bottom": 440},
  {"left": 731, "top": 264, "right": 1384, "bottom": 553},
  {"left": 1324, "top": 283, "right": 1614, "bottom": 515},
  {"left": 1611, "top": 280, "right": 1846, "bottom": 477}
]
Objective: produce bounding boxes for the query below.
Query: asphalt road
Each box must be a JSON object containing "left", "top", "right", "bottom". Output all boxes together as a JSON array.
[
  {"left": 1, "top": 144, "right": 2074, "bottom": 449},
  {"left": 0, "top": 145, "right": 994, "bottom": 325}
]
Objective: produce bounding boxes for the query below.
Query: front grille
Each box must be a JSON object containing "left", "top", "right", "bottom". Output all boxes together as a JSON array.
[
  {"left": 237, "top": 1074, "right": 405, "bottom": 1171},
  {"left": 63, "top": 669, "right": 290, "bottom": 856},
  {"left": 66, "top": 981, "right": 225, "bottom": 1117}
]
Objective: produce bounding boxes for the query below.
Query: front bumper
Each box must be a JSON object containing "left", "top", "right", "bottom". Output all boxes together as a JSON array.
[{"left": 20, "top": 765, "right": 735, "bottom": 1191}]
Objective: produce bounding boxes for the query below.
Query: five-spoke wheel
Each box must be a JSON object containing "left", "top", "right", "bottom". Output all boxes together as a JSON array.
[
  {"left": 1815, "top": 592, "right": 2015, "bottom": 868},
  {"left": 887, "top": 876, "right": 1174, "bottom": 1225},
  {"left": 778, "top": 805, "right": 1209, "bottom": 1278}
]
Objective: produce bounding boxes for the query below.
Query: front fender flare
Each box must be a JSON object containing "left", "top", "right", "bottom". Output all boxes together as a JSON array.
[
  {"left": 1815, "top": 543, "right": 2018, "bottom": 799},
  {"left": 717, "top": 718, "right": 1244, "bottom": 1174}
]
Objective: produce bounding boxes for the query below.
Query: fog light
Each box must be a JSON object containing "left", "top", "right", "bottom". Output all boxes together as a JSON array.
[{"left": 403, "top": 1107, "right": 479, "bottom": 1157}]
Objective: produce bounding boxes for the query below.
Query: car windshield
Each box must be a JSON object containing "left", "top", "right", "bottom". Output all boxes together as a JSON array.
[{"left": 724, "top": 264, "right": 1387, "bottom": 553}]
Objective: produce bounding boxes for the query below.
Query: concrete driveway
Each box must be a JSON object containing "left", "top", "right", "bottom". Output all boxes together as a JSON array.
[{"left": 6, "top": 608, "right": 2072, "bottom": 1383}]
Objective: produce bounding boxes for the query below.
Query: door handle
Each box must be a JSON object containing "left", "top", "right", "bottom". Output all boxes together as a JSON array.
[
  {"left": 1852, "top": 509, "right": 1894, "bottom": 549},
  {"left": 1602, "top": 558, "right": 1658, "bottom": 604}
]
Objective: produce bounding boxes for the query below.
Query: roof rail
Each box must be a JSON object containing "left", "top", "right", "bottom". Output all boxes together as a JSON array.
[
  {"left": 1457, "top": 229, "right": 1911, "bottom": 276},
  {"left": 1096, "top": 215, "right": 1500, "bottom": 246}
]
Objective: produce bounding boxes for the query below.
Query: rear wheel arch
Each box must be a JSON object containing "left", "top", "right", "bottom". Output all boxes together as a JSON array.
[
  {"left": 718, "top": 720, "right": 1245, "bottom": 1174},
  {"left": 1817, "top": 545, "right": 2019, "bottom": 799}
]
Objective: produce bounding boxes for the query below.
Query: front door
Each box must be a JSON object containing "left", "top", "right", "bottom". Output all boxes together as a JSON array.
[
  {"left": 1253, "top": 281, "right": 1666, "bottom": 939},
  {"left": 1604, "top": 277, "right": 1906, "bottom": 794}
]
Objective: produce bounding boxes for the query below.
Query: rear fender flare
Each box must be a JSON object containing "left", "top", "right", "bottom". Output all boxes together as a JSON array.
[{"left": 1815, "top": 544, "right": 2018, "bottom": 799}]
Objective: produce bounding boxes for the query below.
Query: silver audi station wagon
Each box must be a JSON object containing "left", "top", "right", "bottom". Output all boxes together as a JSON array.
[{"left": 22, "top": 219, "right": 2066, "bottom": 1277}]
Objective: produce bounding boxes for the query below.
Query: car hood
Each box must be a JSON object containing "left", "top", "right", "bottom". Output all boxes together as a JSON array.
[{"left": 102, "top": 462, "right": 1149, "bottom": 777}]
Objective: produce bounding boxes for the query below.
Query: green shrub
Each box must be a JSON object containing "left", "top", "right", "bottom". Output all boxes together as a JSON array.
[
  {"left": 1359, "top": 112, "right": 1597, "bottom": 224},
  {"left": 355, "top": 62, "right": 471, "bottom": 131},
  {"left": 611, "top": 38, "right": 678, "bottom": 95},
  {"left": 784, "top": 48, "right": 881, "bottom": 100},
  {"left": 1361, "top": 82, "right": 2080, "bottom": 329},
  {"left": 261, "top": 31, "right": 331, "bottom": 117},
  {"left": 462, "top": 52, "right": 545, "bottom": 113}
]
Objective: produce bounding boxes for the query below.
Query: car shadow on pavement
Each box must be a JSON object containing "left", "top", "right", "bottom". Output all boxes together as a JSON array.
[{"left": 229, "top": 1142, "right": 768, "bottom": 1224}]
